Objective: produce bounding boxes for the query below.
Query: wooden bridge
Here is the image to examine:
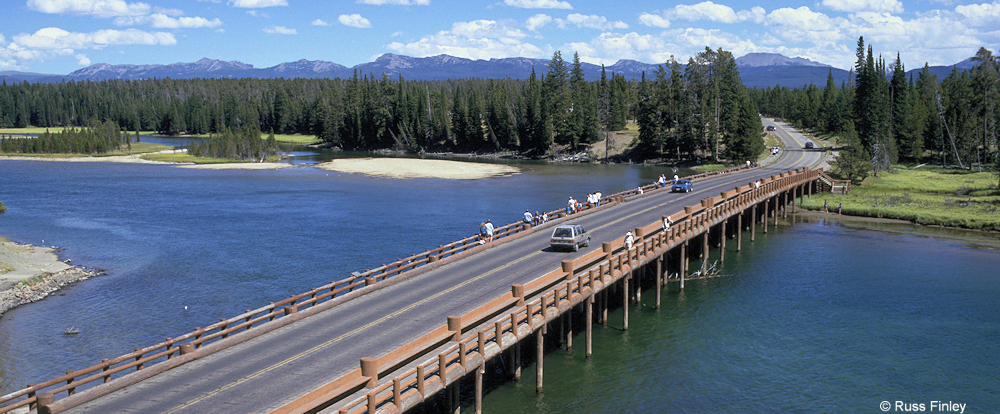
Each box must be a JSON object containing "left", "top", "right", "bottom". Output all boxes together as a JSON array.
[{"left": 1, "top": 120, "right": 829, "bottom": 414}]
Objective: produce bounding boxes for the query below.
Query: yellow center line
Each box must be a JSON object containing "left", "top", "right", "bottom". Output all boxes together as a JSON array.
[{"left": 168, "top": 250, "right": 543, "bottom": 413}]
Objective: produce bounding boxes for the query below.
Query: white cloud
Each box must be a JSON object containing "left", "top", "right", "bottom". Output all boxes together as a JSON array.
[
  {"left": 263, "top": 25, "right": 296, "bottom": 34},
  {"left": 638, "top": 13, "right": 670, "bottom": 28},
  {"left": 357, "top": 0, "right": 430, "bottom": 5},
  {"left": 27, "top": 0, "right": 151, "bottom": 18},
  {"left": 76, "top": 53, "right": 91, "bottom": 65},
  {"left": 737, "top": 6, "right": 766, "bottom": 24},
  {"left": 955, "top": 2, "right": 1000, "bottom": 27},
  {"left": 246, "top": 10, "right": 269, "bottom": 17},
  {"left": 11, "top": 27, "right": 176, "bottom": 50},
  {"left": 386, "top": 19, "right": 542, "bottom": 60},
  {"left": 114, "top": 14, "right": 223, "bottom": 28},
  {"left": 504, "top": 0, "right": 572, "bottom": 10},
  {"left": 311, "top": 19, "right": 330, "bottom": 26},
  {"left": 565, "top": 13, "right": 628, "bottom": 30},
  {"left": 765, "top": 7, "right": 845, "bottom": 46},
  {"left": 821, "top": 0, "right": 903, "bottom": 13},
  {"left": 525, "top": 13, "right": 553, "bottom": 31},
  {"left": 339, "top": 14, "right": 372, "bottom": 28},
  {"left": 229, "top": 0, "right": 287, "bottom": 8},
  {"left": 561, "top": 32, "right": 671, "bottom": 66},
  {"left": 670, "top": 1, "right": 741, "bottom": 23}
]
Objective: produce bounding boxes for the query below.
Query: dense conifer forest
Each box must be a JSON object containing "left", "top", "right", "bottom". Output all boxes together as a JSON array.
[
  {"left": 0, "top": 49, "right": 763, "bottom": 164},
  {"left": 753, "top": 39, "right": 1000, "bottom": 183}
]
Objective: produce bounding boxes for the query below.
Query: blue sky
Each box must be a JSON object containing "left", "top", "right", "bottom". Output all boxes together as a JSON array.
[{"left": 2, "top": 0, "right": 998, "bottom": 74}]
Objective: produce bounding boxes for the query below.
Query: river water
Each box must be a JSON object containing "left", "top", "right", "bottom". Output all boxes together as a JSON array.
[{"left": 1, "top": 153, "right": 998, "bottom": 412}]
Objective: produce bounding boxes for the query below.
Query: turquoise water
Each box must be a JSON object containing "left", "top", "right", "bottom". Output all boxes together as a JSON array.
[{"left": 476, "top": 217, "right": 1000, "bottom": 412}]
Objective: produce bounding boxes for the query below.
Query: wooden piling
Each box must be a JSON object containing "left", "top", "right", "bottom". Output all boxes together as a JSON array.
[
  {"left": 475, "top": 365, "right": 483, "bottom": 414},
  {"left": 655, "top": 256, "right": 662, "bottom": 309},
  {"left": 536, "top": 325, "right": 545, "bottom": 393},
  {"left": 720, "top": 219, "right": 727, "bottom": 262},
  {"left": 737, "top": 212, "right": 743, "bottom": 251},
  {"left": 586, "top": 294, "right": 593, "bottom": 358},
  {"left": 622, "top": 275, "right": 630, "bottom": 330}
]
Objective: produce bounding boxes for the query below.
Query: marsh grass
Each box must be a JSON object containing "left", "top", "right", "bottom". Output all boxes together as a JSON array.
[
  {"left": 140, "top": 153, "right": 243, "bottom": 164},
  {"left": 182, "top": 132, "right": 319, "bottom": 144},
  {"left": 803, "top": 166, "right": 1000, "bottom": 231}
]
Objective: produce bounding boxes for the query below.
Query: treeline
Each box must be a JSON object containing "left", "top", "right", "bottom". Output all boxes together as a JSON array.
[
  {"left": 634, "top": 47, "right": 763, "bottom": 163},
  {"left": 0, "top": 119, "right": 131, "bottom": 154},
  {"left": 753, "top": 38, "right": 999, "bottom": 182},
  {"left": 0, "top": 48, "right": 761, "bottom": 163},
  {"left": 188, "top": 126, "right": 279, "bottom": 161}
]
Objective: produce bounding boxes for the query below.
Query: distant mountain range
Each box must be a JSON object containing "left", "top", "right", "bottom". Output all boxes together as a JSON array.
[{"left": 0, "top": 53, "right": 979, "bottom": 89}]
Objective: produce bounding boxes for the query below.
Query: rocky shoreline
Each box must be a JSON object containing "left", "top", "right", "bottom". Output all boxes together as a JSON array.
[
  {"left": 0, "top": 267, "right": 102, "bottom": 317},
  {"left": 0, "top": 239, "right": 103, "bottom": 318}
]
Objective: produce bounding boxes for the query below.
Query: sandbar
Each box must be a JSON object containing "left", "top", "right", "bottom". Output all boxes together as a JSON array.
[
  {"left": 315, "top": 157, "right": 519, "bottom": 179},
  {"left": 0, "top": 239, "right": 100, "bottom": 316},
  {"left": 1, "top": 150, "right": 294, "bottom": 170}
]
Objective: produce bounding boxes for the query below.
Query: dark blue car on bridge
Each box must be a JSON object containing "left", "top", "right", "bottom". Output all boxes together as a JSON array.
[{"left": 672, "top": 179, "right": 693, "bottom": 193}]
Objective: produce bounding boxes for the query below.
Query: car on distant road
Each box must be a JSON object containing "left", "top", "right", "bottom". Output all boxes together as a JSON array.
[
  {"left": 804, "top": 142, "right": 814, "bottom": 149},
  {"left": 550, "top": 224, "right": 590, "bottom": 252},
  {"left": 766, "top": 125, "right": 776, "bottom": 131},
  {"left": 774, "top": 117, "right": 781, "bottom": 122},
  {"left": 672, "top": 179, "right": 693, "bottom": 193}
]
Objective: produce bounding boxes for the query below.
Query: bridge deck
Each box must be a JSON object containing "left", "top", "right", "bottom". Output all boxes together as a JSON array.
[{"left": 60, "top": 120, "right": 822, "bottom": 414}]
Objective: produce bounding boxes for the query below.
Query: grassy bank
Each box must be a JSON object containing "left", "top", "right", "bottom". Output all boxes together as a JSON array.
[{"left": 802, "top": 166, "right": 1000, "bottom": 231}]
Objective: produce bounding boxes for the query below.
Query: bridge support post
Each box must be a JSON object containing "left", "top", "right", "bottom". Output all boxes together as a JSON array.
[
  {"left": 536, "top": 324, "right": 546, "bottom": 393},
  {"left": 774, "top": 196, "right": 780, "bottom": 226},
  {"left": 475, "top": 365, "right": 484, "bottom": 414},
  {"left": 680, "top": 241, "right": 687, "bottom": 291},
  {"left": 701, "top": 231, "right": 709, "bottom": 274},
  {"left": 565, "top": 311, "right": 573, "bottom": 350},
  {"left": 601, "top": 289, "right": 608, "bottom": 325},
  {"left": 586, "top": 294, "right": 593, "bottom": 358},
  {"left": 655, "top": 256, "right": 662, "bottom": 309},
  {"left": 720, "top": 219, "right": 727, "bottom": 263},
  {"left": 751, "top": 204, "right": 757, "bottom": 242},
  {"left": 512, "top": 342, "right": 521, "bottom": 382},
  {"left": 763, "top": 199, "right": 768, "bottom": 234},
  {"left": 634, "top": 268, "right": 641, "bottom": 304},
  {"left": 783, "top": 191, "right": 788, "bottom": 219},
  {"left": 449, "top": 380, "right": 460, "bottom": 414},
  {"left": 623, "top": 274, "right": 630, "bottom": 330},
  {"left": 737, "top": 213, "right": 743, "bottom": 251}
]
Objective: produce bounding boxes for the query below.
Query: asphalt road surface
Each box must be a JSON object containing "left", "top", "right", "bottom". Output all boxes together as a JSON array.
[{"left": 65, "top": 120, "right": 825, "bottom": 413}]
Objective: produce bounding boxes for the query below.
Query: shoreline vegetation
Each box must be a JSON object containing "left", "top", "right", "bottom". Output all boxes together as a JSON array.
[{"left": 802, "top": 166, "right": 1000, "bottom": 231}]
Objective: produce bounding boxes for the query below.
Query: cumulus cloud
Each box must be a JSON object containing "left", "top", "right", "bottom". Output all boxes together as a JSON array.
[
  {"left": 311, "top": 19, "right": 330, "bottom": 26},
  {"left": 387, "top": 19, "right": 542, "bottom": 60},
  {"left": 565, "top": 13, "right": 628, "bottom": 30},
  {"left": 765, "top": 6, "right": 845, "bottom": 46},
  {"left": 525, "top": 14, "right": 553, "bottom": 31},
  {"left": 339, "top": 14, "right": 372, "bottom": 28},
  {"left": 11, "top": 27, "right": 176, "bottom": 50},
  {"left": 76, "top": 53, "right": 91, "bottom": 65},
  {"left": 357, "top": 0, "right": 430, "bottom": 5},
  {"left": 263, "top": 25, "right": 296, "bottom": 34},
  {"left": 114, "top": 14, "right": 223, "bottom": 28},
  {"left": 504, "top": 0, "right": 572, "bottom": 10},
  {"left": 638, "top": 13, "right": 670, "bottom": 28},
  {"left": 229, "top": 0, "right": 287, "bottom": 8},
  {"left": 246, "top": 10, "right": 269, "bottom": 17},
  {"left": 955, "top": 2, "right": 1000, "bottom": 27},
  {"left": 821, "top": 0, "right": 903, "bottom": 13},
  {"left": 27, "top": 0, "right": 150, "bottom": 18}
]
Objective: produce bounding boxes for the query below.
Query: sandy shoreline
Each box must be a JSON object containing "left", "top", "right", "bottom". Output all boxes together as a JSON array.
[
  {"left": 0, "top": 150, "right": 294, "bottom": 170},
  {"left": 315, "top": 157, "right": 520, "bottom": 179},
  {"left": 0, "top": 239, "right": 100, "bottom": 317}
]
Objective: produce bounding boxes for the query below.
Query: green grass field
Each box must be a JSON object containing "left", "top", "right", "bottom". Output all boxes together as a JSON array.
[
  {"left": 802, "top": 166, "right": 1000, "bottom": 231},
  {"left": 181, "top": 132, "right": 319, "bottom": 144}
]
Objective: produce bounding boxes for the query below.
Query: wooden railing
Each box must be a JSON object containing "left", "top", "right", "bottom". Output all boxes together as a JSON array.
[{"left": 300, "top": 167, "right": 821, "bottom": 414}]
